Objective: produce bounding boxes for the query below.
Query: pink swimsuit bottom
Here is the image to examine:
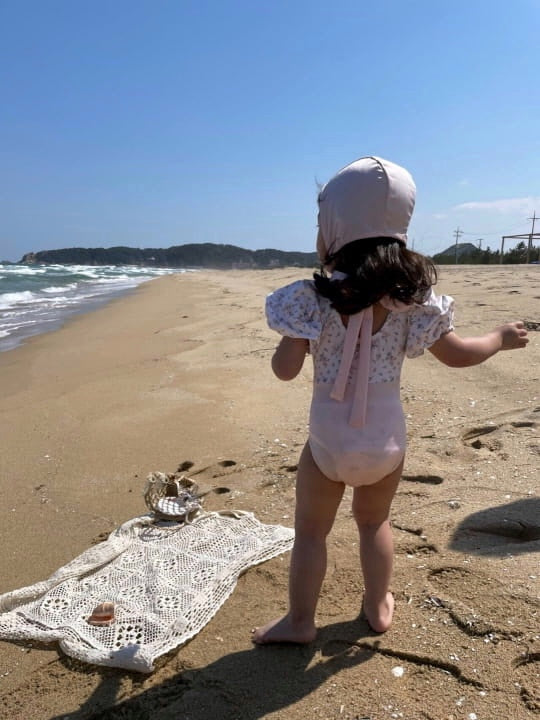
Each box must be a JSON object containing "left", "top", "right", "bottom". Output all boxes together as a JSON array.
[{"left": 308, "top": 379, "right": 406, "bottom": 487}]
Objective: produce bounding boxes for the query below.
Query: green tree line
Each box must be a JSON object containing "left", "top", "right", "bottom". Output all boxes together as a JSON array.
[{"left": 434, "top": 241, "right": 539, "bottom": 265}]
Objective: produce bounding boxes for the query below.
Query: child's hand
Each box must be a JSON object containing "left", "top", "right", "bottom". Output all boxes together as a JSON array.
[
  {"left": 495, "top": 322, "right": 529, "bottom": 350},
  {"left": 430, "top": 322, "right": 528, "bottom": 367}
]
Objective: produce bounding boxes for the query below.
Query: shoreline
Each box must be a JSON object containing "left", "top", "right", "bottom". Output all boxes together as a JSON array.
[
  {"left": 0, "top": 283, "right": 144, "bottom": 353},
  {"left": 0, "top": 266, "right": 189, "bottom": 354},
  {"left": 2, "top": 263, "right": 537, "bottom": 354},
  {"left": 0, "top": 267, "right": 538, "bottom": 719}
]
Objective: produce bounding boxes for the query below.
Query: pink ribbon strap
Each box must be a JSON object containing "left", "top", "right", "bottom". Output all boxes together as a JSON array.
[{"left": 330, "top": 305, "right": 373, "bottom": 428}]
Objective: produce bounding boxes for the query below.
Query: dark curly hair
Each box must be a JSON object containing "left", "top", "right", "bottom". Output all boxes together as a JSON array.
[{"left": 313, "top": 237, "right": 437, "bottom": 315}]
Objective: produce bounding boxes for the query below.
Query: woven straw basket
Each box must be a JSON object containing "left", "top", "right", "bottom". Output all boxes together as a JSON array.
[{"left": 144, "top": 472, "right": 203, "bottom": 522}]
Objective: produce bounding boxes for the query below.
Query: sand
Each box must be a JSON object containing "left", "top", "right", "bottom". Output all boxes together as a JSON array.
[{"left": 0, "top": 265, "right": 538, "bottom": 720}]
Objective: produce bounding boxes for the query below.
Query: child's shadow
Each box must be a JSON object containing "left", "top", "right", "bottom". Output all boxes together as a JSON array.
[{"left": 52, "top": 617, "right": 376, "bottom": 719}]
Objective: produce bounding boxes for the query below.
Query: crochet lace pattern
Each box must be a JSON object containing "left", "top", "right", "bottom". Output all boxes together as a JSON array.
[{"left": 0, "top": 511, "right": 294, "bottom": 672}]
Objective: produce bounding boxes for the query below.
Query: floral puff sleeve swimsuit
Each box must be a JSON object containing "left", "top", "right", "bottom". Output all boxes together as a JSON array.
[{"left": 266, "top": 280, "right": 454, "bottom": 487}]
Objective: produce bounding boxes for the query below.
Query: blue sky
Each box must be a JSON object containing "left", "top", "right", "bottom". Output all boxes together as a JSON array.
[{"left": 1, "top": 0, "right": 539, "bottom": 262}]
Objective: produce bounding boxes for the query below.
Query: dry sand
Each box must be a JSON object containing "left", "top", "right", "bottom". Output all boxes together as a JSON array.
[{"left": 0, "top": 265, "right": 538, "bottom": 720}]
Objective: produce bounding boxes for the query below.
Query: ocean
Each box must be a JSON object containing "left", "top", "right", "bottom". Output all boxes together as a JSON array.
[{"left": 0, "top": 263, "right": 185, "bottom": 352}]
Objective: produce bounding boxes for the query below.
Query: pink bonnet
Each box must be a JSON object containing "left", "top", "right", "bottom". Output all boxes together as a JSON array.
[{"left": 317, "top": 156, "right": 416, "bottom": 260}]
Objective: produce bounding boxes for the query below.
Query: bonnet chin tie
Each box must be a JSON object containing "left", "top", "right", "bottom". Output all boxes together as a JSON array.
[{"left": 330, "top": 305, "right": 373, "bottom": 428}]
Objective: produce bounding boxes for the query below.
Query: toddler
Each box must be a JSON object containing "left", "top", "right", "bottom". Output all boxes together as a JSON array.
[{"left": 253, "top": 156, "right": 528, "bottom": 643}]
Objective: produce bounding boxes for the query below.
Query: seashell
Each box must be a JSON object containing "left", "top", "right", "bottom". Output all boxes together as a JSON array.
[{"left": 87, "top": 601, "right": 115, "bottom": 626}]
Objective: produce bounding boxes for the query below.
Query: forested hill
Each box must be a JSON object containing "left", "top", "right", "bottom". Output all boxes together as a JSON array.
[{"left": 19, "top": 244, "right": 319, "bottom": 269}]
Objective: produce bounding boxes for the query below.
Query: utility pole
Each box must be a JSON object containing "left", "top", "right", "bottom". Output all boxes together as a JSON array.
[
  {"left": 454, "top": 227, "right": 463, "bottom": 264},
  {"left": 527, "top": 211, "right": 537, "bottom": 264}
]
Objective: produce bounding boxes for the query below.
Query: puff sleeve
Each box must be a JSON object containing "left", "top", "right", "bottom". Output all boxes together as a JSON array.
[
  {"left": 265, "top": 280, "right": 322, "bottom": 340},
  {"left": 406, "top": 290, "right": 455, "bottom": 358}
]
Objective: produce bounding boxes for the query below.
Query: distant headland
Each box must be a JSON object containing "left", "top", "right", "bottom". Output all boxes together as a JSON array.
[
  {"left": 15, "top": 239, "right": 539, "bottom": 267},
  {"left": 19, "top": 243, "right": 318, "bottom": 269}
]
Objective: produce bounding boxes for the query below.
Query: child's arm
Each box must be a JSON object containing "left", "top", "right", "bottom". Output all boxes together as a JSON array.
[
  {"left": 428, "top": 321, "right": 528, "bottom": 368},
  {"left": 271, "top": 337, "right": 309, "bottom": 380}
]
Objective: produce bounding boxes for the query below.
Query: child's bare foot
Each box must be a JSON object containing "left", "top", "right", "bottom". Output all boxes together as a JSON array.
[
  {"left": 362, "top": 591, "right": 394, "bottom": 633},
  {"left": 251, "top": 614, "right": 316, "bottom": 645}
]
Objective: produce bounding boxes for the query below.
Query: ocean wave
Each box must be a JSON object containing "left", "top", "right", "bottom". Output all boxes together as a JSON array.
[
  {"left": 3, "top": 266, "right": 48, "bottom": 275},
  {"left": 0, "top": 290, "right": 37, "bottom": 308},
  {"left": 42, "top": 284, "right": 78, "bottom": 293},
  {"left": 0, "top": 264, "right": 189, "bottom": 351}
]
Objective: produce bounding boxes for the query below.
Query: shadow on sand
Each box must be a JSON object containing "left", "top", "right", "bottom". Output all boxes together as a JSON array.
[
  {"left": 51, "top": 616, "right": 379, "bottom": 720},
  {"left": 449, "top": 497, "right": 540, "bottom": 556}
]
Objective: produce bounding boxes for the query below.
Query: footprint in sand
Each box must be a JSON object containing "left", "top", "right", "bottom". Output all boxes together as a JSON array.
[
  {"left": 461, "top": 408, "right": 538, "bottom": 453},
  {"left": 462, "top": 425, "right": 503, "bottom": 451},
  {"left": 91, "top": 531, "right": 110, "bottom": 545},
  {"left": 392, "top": 521, "right": 439, "bottom": 557},
  {"left": 427, "top": 566, "right": 539, "bottom": 638},
  {"left": 395, "top": 537, "right": 438, "bottom": 557},
  {"left": 279, "top": 463, "right": 298, "bottom": 473},
  {"left": 401, "top": 474, "right": 444, "bottom": 485},
  {"left": 530, "top": 442, "right": 540, "bottom": 456},
  {"left": 174, "top": 459, "right": 237, "bottom": 496},
  {"left": 177, "top": 458, "right": 237, "bottom": 479},
  {"left": 177, "top": 459, "right": 237, "bottom": 471},
  {"left": 513, "top": 652, "right": 540, "bottom": 712}
]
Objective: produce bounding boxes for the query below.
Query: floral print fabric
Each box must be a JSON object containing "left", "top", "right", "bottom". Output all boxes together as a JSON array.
[{"left": 265, "top": 280, "right": 454, "bottom": 387}]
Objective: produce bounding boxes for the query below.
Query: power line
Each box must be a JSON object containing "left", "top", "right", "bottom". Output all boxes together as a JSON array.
[
  {"left": 461, "top": 230, "right": 501, "bottom": 236},
  {"left": 461, "top": 221, "right": 531, "bottom": 236}
]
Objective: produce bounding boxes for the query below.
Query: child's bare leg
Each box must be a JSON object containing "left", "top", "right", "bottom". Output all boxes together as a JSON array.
[
  {"left": 252, "top": 443, "right": 345, "bottom": 644},
  {"left": 352, "top": 460, "right": 403, "bottom": 633}
]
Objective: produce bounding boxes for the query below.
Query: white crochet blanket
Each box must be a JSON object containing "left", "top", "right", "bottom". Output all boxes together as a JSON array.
[{"left": 0, "top": 511, "right": 294, "bottom": 672}]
